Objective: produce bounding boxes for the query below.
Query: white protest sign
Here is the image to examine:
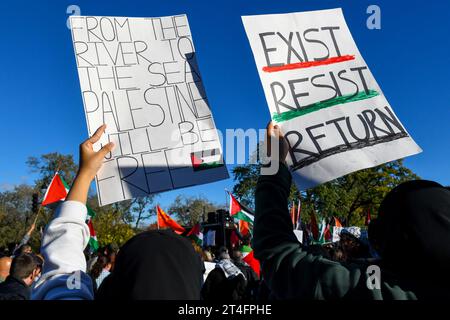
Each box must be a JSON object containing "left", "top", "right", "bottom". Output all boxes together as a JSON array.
[
  {"left": 242, "top": 9, "right": 422, "bottom": 190},
  {"left": 70, "top": 15, "right": 228, "bottom": 206}
]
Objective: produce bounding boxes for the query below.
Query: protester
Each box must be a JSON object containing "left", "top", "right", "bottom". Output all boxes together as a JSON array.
[
  {"left": 232, "top": 249, "right": 259, "bottom": 300},
  {"left": 201, "top": 246, "right": 246, "bottom": 301},
  {"left": 89, "top": 255, "right": 111, "bottom": 293},
  {"left": 0, "top": 253, "right": 40, "bottom": 300},
  {"left": 203, "top": 249, "right": 214, "bottom": 262},
  {"left": 96, "top": 230, "right": 204, "bottom": 300},
  {"left": 31, "top": 124, "right": 203, "bottom": 300},
  {"left": 254, "top": 121, "right": 450, "bottom": 300},
  {"left": 0, "top": 256, "right": 12, "bottom": 283},
  {"left": 102, "top": 244, "right": 119, "bottom": 272},
  {"left": 13, "top": 222, "right": 36, "bottom": 256}
]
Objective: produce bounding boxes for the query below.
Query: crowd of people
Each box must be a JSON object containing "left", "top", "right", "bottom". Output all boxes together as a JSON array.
[{"left": 0, "top": 122, "right": 449, "bottom": 300}]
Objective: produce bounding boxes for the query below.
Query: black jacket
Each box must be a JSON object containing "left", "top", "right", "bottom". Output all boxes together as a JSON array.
[
  {"left": 254, "top": 162, "right": 450, "bottom": 300},
  {"left": 201, "top": 268, "right": 246, "bottom": 301},
  {"left": 0, "top": 276, "right": 31, "bottom": 300}
]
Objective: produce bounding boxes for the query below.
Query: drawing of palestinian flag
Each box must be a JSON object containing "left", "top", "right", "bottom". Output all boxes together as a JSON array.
[
  {"left": 187, "top": 223, "right": 203, "bottom": 246},
  {"left": 41, "top": 172, "right": 70, "bottom": 207},
  {"left": 190, "top": 148, "right": 224, "bottom": 172},
  {"left": 229, "top": 192, "right": 254, "bottom": 224}
]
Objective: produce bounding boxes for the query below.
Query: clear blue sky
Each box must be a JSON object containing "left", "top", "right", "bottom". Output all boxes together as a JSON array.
[{"left": 0, "top": 0, "right": 449, "bottom": 210}]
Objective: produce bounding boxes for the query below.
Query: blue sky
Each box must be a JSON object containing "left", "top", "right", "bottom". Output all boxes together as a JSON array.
[{"left": 0, "top": 0, "right": 449, "bottom": 210}]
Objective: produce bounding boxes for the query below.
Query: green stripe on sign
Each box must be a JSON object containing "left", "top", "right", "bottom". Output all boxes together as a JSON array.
[{"left": 272, "top": 90, "right": 380, "bottom": 123}]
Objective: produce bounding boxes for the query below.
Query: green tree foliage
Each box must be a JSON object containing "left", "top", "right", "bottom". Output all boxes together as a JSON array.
[
  {"left": 232, "top": 159, "right": 419, "bottom": 227},
  {"left": 0, "top": 152, "right": 157, "bottom": 251},
  {"left": 167, "top": 195, "right": 222, "bottom": 226},
  {"left": 0, "top": 185, "right": 37, "bottom": 250}
]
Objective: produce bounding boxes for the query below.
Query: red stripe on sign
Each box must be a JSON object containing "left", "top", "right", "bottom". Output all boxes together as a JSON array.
[{"left": 262, "top": 55, "right": 355, "bottom": 73}]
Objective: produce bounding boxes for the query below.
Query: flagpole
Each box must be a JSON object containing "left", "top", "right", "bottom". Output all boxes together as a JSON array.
[{"left": 156, "top": 206, "right": 160, "bottom": 230}]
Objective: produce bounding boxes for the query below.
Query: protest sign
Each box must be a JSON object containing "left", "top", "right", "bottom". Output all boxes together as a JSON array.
[
  {"left": 242, "top": 8, "right": 422, "bottom": 189},
  {"left": 70, "top": 15, "right": 228, "bottom": 206}
]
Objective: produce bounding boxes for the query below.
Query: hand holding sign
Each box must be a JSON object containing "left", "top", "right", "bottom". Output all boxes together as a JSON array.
[
  {"left": 67, "top": 124, "right": 114, "bottom": 205},
  {"left": 78, "top": 124, "right": 115, "bottom": 182}
]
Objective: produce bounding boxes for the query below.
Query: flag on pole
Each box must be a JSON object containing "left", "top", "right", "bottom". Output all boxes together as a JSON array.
[
  {"left": 41, "top": 172, "right": 70, "bottom": 206},
  {"left": 86, "top": 218, "right": 99, "bottom": 252},
  {"left": 240, "top": 245, "right": 260, "bottom": 278},
  {"left": 318, "top": 218, "right": 327, "bottom": 243},
  {"left": 365, "top": 208, "right": 371, "bottom": 226},
  {"left": 228, "top": 192, "right": 254, "bottom": 224},
  {"left": 156, "top": 205, "right": 186, "bottom": 235},
  {"left": 187, "top": 223, "right": 203, "bottom": 246},
  {"left": 334, "top": 217, "right": 343, "bottom": 228},
  {"left": 290, "top": 201, "right": 296, "bottom": 227},
  {"left": 310, "top": 211, "right": 319, "bottom": 241},
  {"left": 296, "top": 199, "right": 302, "bottom": 230},
  {"left": 43, "top": 172, "right": 99, "bottom": 251}
]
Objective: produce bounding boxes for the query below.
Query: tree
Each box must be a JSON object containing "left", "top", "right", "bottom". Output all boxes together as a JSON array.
[
  {"left": 27, "top": 153, "right": 78, "bottom": 192},
  {"left": 89, "top": 207, "right": 136, "bottom": 247},
  {"left": 232, "top": 159, "right": 419, "bottom": 227},
  {"left": 167, "top": 195, "right": 222, "bottom": 226},
  {"left": 0, "top": 184, "right": 39, "bottom": 250}
]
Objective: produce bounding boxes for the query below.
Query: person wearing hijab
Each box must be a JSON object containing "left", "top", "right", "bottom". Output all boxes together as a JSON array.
[
  {"left": 254, "top": 121, "right": 450, "bottom": 300},
  {"left": 31, "top": 125, "right": 203, "bottom": 300},
  {"left": 96, "top": 230, "right": 203, "bottom": 300}
]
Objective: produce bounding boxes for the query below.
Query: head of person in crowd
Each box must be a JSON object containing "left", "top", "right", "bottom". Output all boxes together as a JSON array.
[
  {"left": 190, "top": 240, "right": 205, "bottom": 262},
  {"left": 232, "top": 249, "right": 244, "bottom": 264},
  {"left": 203, "top": 249, "right": 213, "bottom": 262},
  {"left": 369, "top": 180, "right": 450, "bottom": 287},
  {"left": 338, "top": 231, "right": 370, "bottom": 260},
  {"left": 0, "top": 256, "right": 12, "bottom": 283},
  {"left": 103, "top": 243, "right": 119, "bottom": 271},
  {"left": 10, "top": 254, "right": 40, "bottom": 286},
  {"left": 90, "top": 256, "right": 111, "bottom": 281},
  {"left": 33, "top": 254, "right": 44, "bottom": 281},
  {"left": 16, "top": 244, "right": 32, "bottom": 255},
  {"left": 218, "top": 246, "right": 230, "bottom": 260},
  {"left": 96, "top": 230, "right": 204, "bottom": 300}
]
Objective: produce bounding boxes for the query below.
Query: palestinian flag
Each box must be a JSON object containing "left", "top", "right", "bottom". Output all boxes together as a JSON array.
[
  {"left": 240, "top": 245, "right": 260, "bottom": 278},
  {"left": 310, "top": 211, "right": 319, "bottom": 241},
  {"left": 86, "top": 218, "right": 99, "bottom": 252},
  {"left": 190, "top": 148, "right": 224, "bottom": 172},
  {"left": 187, "top": 223, "right": 203, "bottom": 246},
  {"left": 41, "top": 172, "right": 70, "bottom": 206},
  {"left": 43, "top": 172, "right": 99, "bottom": 251},
  {"left": 334, "top": 217, "right": 343, "bottom": 228},
  {"left": 229, "top": 192, "right": 254, "bottom": 224},
  {"left": 86, "top": 204, "right": 99, "bottom": 252},
  {"left": 156, "top": 205, "right": 186, "bottom": 235}
]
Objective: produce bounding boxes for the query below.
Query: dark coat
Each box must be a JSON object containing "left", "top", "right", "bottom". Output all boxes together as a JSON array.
[
  {"left": 254, "top": 162, "right": 450, "bottom": 300},
  {"left": 0, "top": 276, "right": 30, "bottom": 300},
  {"left": 201, "top": 268, "right": 246, "bottom": 301}
]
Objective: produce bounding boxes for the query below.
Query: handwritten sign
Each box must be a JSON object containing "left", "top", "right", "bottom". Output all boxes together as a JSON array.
[
  {"left": 242, "top": 9, "right": 421, "bottom": 189},
  {"left": 70, "top": 15, "right": 228, "bottom": 206}
]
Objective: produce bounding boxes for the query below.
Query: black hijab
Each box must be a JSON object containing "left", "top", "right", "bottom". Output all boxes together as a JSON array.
[
  {"left": 369, "top": 180, "right": 450, "bottom": 290},
  {"left": 96, "top": 230, "right": 204, "bottom": 300}
]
